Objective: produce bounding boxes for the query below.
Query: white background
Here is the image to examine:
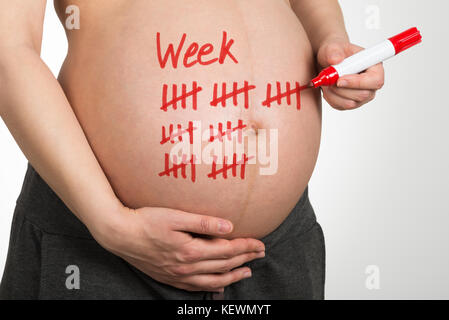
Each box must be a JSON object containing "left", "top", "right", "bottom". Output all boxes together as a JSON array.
[{"left": 1, "top": 0, "right": 448, "bottom": 299}]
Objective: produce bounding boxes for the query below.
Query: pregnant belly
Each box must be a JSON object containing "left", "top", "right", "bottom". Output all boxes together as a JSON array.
[{"left": 58, "top": 0, "right": 322, "bottom": 239}]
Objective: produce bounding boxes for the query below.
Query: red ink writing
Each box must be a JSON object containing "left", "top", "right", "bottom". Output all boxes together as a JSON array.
[
  {"left": 262, "top": 82, "right": 301, "bottom": 110},
  {"left": 218, "top": 31, "right": 238, "bottom": 65},
  {"left": 155, "top": 31, "right": 308, "bottom": 182},
  {"left": 207, "top": 153, "right": 252, "bottom": 180},
  {"left": 161, "top": 82, "right": 202, "bottom": 112},
  {"left": 157, "top": 31, "right": 238, "bottom": 69},
  {"left": 209, "top": 120, "right": 246, "bottom": 143},
  {"left": 158, "top": 153, "right": 196, "bottom": 182},
  {"left": 210, "top": 82, "right": 255, "bottom": 109},
  {"left": 161, "top": 121, "right": 196, "bottom": 145}
]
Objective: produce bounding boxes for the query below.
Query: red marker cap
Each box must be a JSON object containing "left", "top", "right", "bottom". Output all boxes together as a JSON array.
[
  {"left": 388, "top": 27, "right": 422, "bottom": 55},
  {"left": 310, "top": 66, "right": 339, "bottom": 88}
]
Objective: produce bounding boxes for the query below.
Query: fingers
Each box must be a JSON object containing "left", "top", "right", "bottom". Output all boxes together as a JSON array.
[
  {"left": 179, "top": 266, "right": 253, "bottom": 292},
  {"left": 323, "top": 61, "right": 384, "bottom": 110},
  {"left": 125, "top": 256, "right": 256, "bottom": 293},
  {"left": 175, "top": 237, "right": 265, "bottom": 263},
  {"left": 171, "top": 211, "right": 234, "bottom": 236},
  {"left": 336, "top": 63, "right": 385, "bottom": 90},
  {"left": 322, "top": 87, "right": 361, "bottom": 111},
  {"left": 343, "top": 43, "right": 364, "bottom": 56},
  {"left": 324, "top": 65, "right": 382, "bottom": 110},
  {"left": 318, "top": 41, "right": 345, "bottom": 67},
  {"left": 169, "top": 251, "right": 265, "bottom": 276},
  {"left": 329, "top": 86, "right": 376, "bottom": 103},
  {"left": 317, "top": 40, "right": 363, "bottom": 68},
  {"left": 325, "top": 42, "right": 346, "bottom": 65}
]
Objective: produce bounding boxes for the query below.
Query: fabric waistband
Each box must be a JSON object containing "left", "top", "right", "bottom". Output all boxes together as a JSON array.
[
  {"left": 258, "top": 185, "right": 316, "bottom": 249},
  {"left": 14, "top": 164, "right": 316, "bottom": 247},
  {"left": 15, "top": 164, "right": 93, "bottom": 239}
]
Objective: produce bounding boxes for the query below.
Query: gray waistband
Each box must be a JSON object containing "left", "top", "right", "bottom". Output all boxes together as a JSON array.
[
  {"left": 258, "top": 186, "right": 315, "bottom": 249},
  {"left": 14, "top": 164, "right": 316, "bottom": 247},
  {"left": 15, "top": 164, "right": 93, "bottom": 239}
]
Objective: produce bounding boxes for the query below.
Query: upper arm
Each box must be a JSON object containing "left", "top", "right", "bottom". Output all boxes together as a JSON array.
[{"left": 0, "top": 0, "right": 47, "bottom": 52}]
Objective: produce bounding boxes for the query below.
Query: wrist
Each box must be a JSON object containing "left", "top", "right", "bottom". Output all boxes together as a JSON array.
[{"left": 83, "top": 198, "right": 130, "bottom": 249}]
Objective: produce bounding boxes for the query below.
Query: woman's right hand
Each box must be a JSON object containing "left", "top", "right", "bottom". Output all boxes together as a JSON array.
[{"left": 89, "top": 206, "right": 266, "bottom": 293}]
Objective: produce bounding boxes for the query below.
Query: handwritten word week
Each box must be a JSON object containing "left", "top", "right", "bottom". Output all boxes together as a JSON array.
[
  {"left": 156, "top": 32, "right": 303, "bottom": 181},
  {"left": 157, "top": 31, "right": 238, "bottom": 69}
]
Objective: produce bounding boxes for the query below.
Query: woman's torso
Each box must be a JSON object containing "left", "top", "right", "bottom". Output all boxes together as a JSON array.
[{"left": 54, "top": 0, "right": 322, "bottom": 239}]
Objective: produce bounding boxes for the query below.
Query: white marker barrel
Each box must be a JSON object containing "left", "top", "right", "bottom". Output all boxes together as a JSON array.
[
  {"left": 310, "top": 28, "right": 421, "bottom": 88},
  {"left": 333, "top": 40, "right": 396, "bottom": 77}
]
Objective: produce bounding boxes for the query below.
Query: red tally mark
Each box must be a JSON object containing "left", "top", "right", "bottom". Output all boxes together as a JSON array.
[
  {"left": 161, "top": 121, "right": 196, "bottom": 145},
  {"left": 207, "top": 153, "right": 253, "bottom": 180},
  {"left": 210, "top": 82, "right": 255, "bottom": 109},
  {"left": 262, "top": 82, "right": 301, "bottom": 110},
  {"left": 158, "top": 153, "right": 196, "bottom": 182},
  {"left": 209, "top": 120, "right": 246, "bottom": 144},
  {"left": 161, "top": 82, "right": 203, "bottom": 112}
]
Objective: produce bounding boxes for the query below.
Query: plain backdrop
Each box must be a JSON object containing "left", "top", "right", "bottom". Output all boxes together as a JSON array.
[{"left": 1, "top": 0, "right": 448, "bottom": 299}]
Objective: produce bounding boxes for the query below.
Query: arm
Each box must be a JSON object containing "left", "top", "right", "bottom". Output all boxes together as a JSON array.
[
  {"left": 291, "top": 0, "right": 385, "bottom": 110},
  {"left": 0, "top": 0, "right": 264, "bottom": 292},
  {"left": 290, "top": 0, "right": 348, "bottom": 53},
  {"left": 0, "top": 1, "right": 122, "bottom": 231}
]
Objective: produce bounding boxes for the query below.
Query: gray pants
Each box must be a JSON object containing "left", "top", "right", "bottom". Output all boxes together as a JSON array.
[{"left": 0, "top": 164, "right": 325, "bottom": 300}]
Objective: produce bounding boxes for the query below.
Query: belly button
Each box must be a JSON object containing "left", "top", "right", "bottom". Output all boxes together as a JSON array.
[
  {"left": 251, "top": 124, "right": 259, "bottom": 135},
  {"left": 247, "top": 121, "right": 260, "bottom": 135}
]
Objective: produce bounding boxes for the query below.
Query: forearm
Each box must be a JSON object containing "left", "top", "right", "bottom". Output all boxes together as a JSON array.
[
  {"left": 291, "top": 0, "right": 349, "bottom": 52},
  {"left": 0, "top": 46, "right": 123, "bottom": 231}
]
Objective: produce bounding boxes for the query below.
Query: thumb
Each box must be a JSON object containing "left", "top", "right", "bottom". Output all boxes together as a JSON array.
[{"left": 318, "top": 42, "right": 346, "bottom": 68}]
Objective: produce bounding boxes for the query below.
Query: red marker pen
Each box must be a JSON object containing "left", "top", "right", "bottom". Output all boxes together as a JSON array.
[{"left": 309, "top": 27, "right": 422, "bottom": 88}]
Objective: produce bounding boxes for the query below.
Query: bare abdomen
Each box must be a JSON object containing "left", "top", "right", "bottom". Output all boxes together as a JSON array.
[{"left": 57, "top": 0, "right": 322, "bottom": 238}]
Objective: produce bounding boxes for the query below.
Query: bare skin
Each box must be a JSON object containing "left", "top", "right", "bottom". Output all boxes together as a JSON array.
[
  {"left": 0, "top": 0, "right": 384, "bottom": 293},
  {"left": 55, "top": 0, "right": 322, "bottom": 240}
]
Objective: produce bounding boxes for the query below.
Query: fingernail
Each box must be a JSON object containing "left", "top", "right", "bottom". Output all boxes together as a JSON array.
[
  {"left": 337, "top": 80, "right": 348, "bottom": 87},
  {"left": 218, "top": 221, "right": 231, "bottom": 233},
  {"left": 243, "top": 270, "right": 252, "bottom": 278},
  {"left": 257, "top": 251, "right": 265, "bottom": 258}
]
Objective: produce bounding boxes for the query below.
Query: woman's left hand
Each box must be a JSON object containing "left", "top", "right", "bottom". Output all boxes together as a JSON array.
[{"left": 317, "top": 38, "right": 385, "bottom": 111}]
